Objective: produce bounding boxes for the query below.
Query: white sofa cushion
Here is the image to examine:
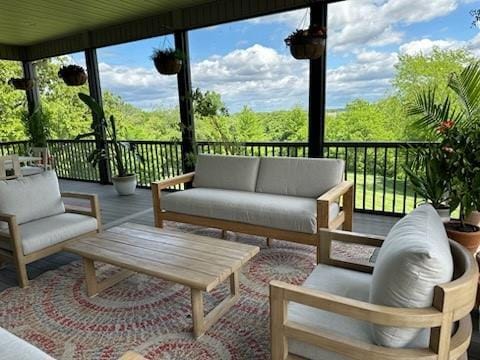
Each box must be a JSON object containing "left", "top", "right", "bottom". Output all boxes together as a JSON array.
[
  {"left": 288, "top": 264, "right": 429, "bottom": 360},
  {"left": 0, "top": 171, "right": 65, "bottom": 229},
  {"left": 255, "top": 157, "right": 344, "bottom": 198},
  {"left": 162, "top": 188, "right": 339, "bottom": 234},
  {"left": 193, "top": 154, "right": 260, "bottom": 192},
  {"left": 0, "top": 213, "right": 97, "bottom": 255},
  {"left": 0, "top": 327, "right": 55, "bottom": 360},
  {"left": 369, "top": 204, "right": 453, "bottom": 348}
]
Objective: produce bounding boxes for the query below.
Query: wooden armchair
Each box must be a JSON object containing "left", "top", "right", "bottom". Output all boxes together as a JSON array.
[
  {"left": 270, "top": 228, "right": 478, "bottom": 360},
  {"left": 0, "top": 172, "right": 101, "bottom": 288},
  {"left": 0, "top": 155, "right": 22, "bottom": 180}
]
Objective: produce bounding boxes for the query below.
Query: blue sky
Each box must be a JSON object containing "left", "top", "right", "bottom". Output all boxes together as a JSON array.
[{"left": 73, "top": 0, "right": 480, "bottom": 112}]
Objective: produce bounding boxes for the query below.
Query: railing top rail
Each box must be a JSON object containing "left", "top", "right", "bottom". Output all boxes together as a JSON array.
[{"left": 0, "top": 140, "right": 30, "bottom": 145}]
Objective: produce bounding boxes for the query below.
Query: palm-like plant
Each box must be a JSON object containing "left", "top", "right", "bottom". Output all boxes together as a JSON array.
[{"left": 407, "top": 62, "right": 480, "bottom": 230}]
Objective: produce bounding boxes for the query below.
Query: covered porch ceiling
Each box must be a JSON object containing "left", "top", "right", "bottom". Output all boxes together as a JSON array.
[{"left": 0, "top": 0, "right": 342, "bottom": 62}]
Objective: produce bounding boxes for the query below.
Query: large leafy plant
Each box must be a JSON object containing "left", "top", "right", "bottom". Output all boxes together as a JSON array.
[
  {"left": 21, "top": 107, "right": 50, "bottom": 148},
  {"left": 76, "top": 93, "right": 143, "bottom": 177},
  {"left": 408, "top": 62, "right": 480, "bottom": 230}
]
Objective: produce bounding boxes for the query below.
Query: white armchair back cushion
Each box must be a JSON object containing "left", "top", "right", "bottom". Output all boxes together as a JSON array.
[
  {"left": 255, "top": 157, "right": 344, "bottom": 198},
  {"left": 369, "top": 204, "right": 453, "bottom": 347},
  {"left": 0, "top": 171, "right": 65, "bottom": 228},
  {"left": 193, "top": 154, "right": 261, "bottom": 192}
]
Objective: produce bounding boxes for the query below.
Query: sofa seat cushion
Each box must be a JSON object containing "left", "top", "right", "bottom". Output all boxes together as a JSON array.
[
  {"left": 256, "top": 157, "right": 345, "bottom": 198},
  {"left": 369, "top": 204, "right": 453, "bottom": 347},
  {"left": 0, "top": 213, "right": 97, "bottom": 255},
  {"left": 162, "top": 188, "right": 339, "bottom": 234},
  {"left": 288, "top": 264, "right": 429, "bottom": 360},
  {"left": 0, "top": 171, "right": 65, "bottom": 230},
  {"left": 193, "top": 154, "right": 260, "bottom": 192},
  {"left": 0, "top": 327, "right": 55, "bottom": 360}
]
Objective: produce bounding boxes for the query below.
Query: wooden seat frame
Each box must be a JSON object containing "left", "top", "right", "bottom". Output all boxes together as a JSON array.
[
  {"left": 0, "top": 155, "right": 22, "bottom": 180},
  {"left": 152, "top": 172, "right": 354, "bottom": 264},
  {"left": 270, "top": 229, "right": 479, "bottom": 360},
  {"left": 0, "top": 192, "right": 101, "bottom": 288}
]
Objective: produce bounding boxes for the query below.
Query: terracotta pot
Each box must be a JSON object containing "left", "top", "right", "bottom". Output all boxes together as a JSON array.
[
  {"left": 62, "top": 71, "right": 88, "bottom": 86},
  {"left": 289, "top": 37, "right": 325, "bottom": 60},
  {"left": 8, "top": 78, "right": 34, "bottom": 90},
  {"left": 446, "top": 221, "right": 480, "bottom": 254},
  {"left": 153, "top": 57, "right": 182, "bottom": 75},
  {"left": 467, "top": 211, "right": 480, "bottom": 227}
]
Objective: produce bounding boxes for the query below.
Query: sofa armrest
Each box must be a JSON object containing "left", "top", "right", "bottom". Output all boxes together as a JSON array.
[
  {"left": 318, "top": 229, "right": 385, "bottom": 273},
  {"left": 61, "top": 192, "right": 101, "bottom": 231},
  {"left": 118, "top": 351, "right": 146, "bottom": 360},
  {"left": 151, "top": 172, "right": 195, "bottom": 228},
  {"left": 316, "top": 181, "right": 354, "bottom": 231},
  {"left": 0, "top": 213, "right": 23, "bottom": 256},
  {"left": 270, "top": 280, "right": 443, "bottom": 359}
]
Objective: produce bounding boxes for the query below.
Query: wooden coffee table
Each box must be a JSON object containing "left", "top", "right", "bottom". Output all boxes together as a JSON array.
[{"left": 64, "top": 223, "right": 259, "bottom": 338}]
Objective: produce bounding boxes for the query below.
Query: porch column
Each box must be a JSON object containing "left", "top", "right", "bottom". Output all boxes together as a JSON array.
[
  {"left": 174, "top": 30, "right": 196, "bottom": 174},
  {"left": 22, "top": 61, "right": 41, "bottom": 114},
  {"left": 308, "top": 2, "right": 328, "bottom": 158},
  {"left": 85, "top": 48, "right": 110, "bottom": 184}
]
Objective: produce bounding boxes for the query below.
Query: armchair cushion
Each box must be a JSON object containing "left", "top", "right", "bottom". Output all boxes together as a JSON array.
[
  {"left": 288, "top": 264, "right": 429, "bottom": 360},
  {"left": 0, "top": 213, "right": 97, "bottom": 255},
  {"left": 0, "top": 171, "right": 65, "bottom": 228},
  {"left": 192, "top": 154, "right": 260, "bottom": 192},
  {"left": 255, "top": 157, "right": 344, "bottom": 198},
  {"left": 0, "top": 327, "right": 55, "bottom": 360},
  {"left": 369, "top": 204, "right": 453, "bottom": 347},
  {"left": 162, "top": 188, "right": 339, "bottom": 234}
]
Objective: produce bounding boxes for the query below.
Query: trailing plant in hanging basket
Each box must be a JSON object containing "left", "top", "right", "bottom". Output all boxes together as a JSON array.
[
  {"left": 151, "top": 48, "right": 184, "bottom": 75},
  {"left": 8, "top": 78, "right": 34, "bottom": 90},
  {"left": 285, "top": 24, "right": 327, "bottom": 60},
  {"left": 58, "top": 65, "right": 88, "bottom": 86}
]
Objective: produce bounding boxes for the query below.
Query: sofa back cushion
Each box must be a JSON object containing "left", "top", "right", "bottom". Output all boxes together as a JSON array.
[
  {"left": 193, "top": 154, "right": 261, "bottom": 192},
  {"left": 369, "top": 204, "right": 453, "bottom": 348},
  {"left": 0, "top": 171, "right": 65, "bottom": 227},
  {"left": 255, "top": 157, "right": 344, "bottom": 198}
]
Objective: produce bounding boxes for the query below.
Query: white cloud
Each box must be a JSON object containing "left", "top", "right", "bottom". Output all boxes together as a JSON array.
[{"left": 399, "top": 33, "right": 480, "bottom": 56}]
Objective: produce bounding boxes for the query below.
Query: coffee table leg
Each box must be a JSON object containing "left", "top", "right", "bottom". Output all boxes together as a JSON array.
[
  {"left": 83, "top": 258, "right": 98, "bottom": 297},
  {"left": 190, "top": 271, "right": 240, "bottom": 339}
]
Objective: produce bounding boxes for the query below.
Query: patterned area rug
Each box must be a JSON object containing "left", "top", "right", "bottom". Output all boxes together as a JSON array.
[{"left": 0, "top": 222, "right": 375, "bottom": 359}]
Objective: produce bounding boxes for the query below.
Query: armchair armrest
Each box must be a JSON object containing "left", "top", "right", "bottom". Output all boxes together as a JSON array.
[
  {"left": 61, "top": 192, "right": 101, "bottom": 230},
  {"left": 316, "top": 181, "right": 354, "bottom": 231},
  {"left": 0, "top": 213, "right": 23, "bottom": 257},
  {"left": 318, "top": 229, "right": 385, "bottom": 273},
  {"left": 270, "top": 280, "right": 443, "bottom": 359},
  {"left": 151, "top": 172, "right": 195, "bottom": 228},
  {"left": 118, "top": 351, "right": 146, "bottom": 360}
]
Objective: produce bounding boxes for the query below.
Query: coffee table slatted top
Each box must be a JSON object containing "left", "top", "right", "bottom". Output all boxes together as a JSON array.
[{"left": 65, "top": 222, "right": 260, "bottom": 292}]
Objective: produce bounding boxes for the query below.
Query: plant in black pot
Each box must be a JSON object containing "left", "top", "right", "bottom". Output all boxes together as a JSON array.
[
  {"left": 76, "top": 93, "right": 144, "bottom": 196},
  {"left": 408, "top": 62, "right": 480, "bottom": 253},
  {"left": 151, "top": 48, "right": 183, "bottom": 75},
  {"left": 284, "top": 24, "right": 326, "bottom": 60},
  {"left": 58, "top": 65, "right": 88, "bottom": 86}
]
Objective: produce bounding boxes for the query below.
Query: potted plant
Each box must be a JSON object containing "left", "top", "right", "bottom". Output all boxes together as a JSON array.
[
  {"left": 284, "top": 24, "right": 326, "bottom": 60},
  {"left": 151, "top": 48, "right": 183, "bottom": 75},
  {"left": 76, "top": 93, "right": 144, "bottom": 195},
  {"left": 8, "top": 78, "right": 34, "bottom": 90},
  {"left": 404, "top": 149, "right": 451, "bottom": 222},
  {"left": 58, "top": 65, "right": 88, "bottom": 86},
  {"left": 21, "top": 107, "right": 50, "bottom": 148},
  {"left": 408, "top": 62, "right": 480, "bottom": 253}
]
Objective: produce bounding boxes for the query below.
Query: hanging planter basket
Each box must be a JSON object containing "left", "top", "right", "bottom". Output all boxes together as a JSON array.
[
  {"left": 151, "top": 48, "right": 183, "bottom": 75},
  {"left": 285, "top": 25, "right": 327, "bottom": 60},
  {"left": 8, "top": 78, "right": 34, "bottom": 90},
  {"left": 58, "top": 65, "right": 88, "bottom": 86}
]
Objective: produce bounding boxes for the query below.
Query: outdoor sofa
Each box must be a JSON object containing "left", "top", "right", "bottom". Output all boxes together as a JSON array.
[
  {"left": 152, "top": 154, "right": 354, "bottom": 262},
  {"left": 270, "top": 204, "right": 478, "bottom": 359},
  {"left": 0, "top": 171, "right": 101, "bottom": 287}
]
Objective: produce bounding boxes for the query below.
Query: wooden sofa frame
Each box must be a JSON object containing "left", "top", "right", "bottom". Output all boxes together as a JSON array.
[
  {"left": 151, "top": 172, "right": 354, "bottom": 263},
  {"left": 270, "top": 229, "right": 478, "bottom": 360},
  {"left": 0, "top": 192, "right": 101, "bottom": 288},
  {"left": 0, "top": 155, "right": 22, "bottom": 180}
]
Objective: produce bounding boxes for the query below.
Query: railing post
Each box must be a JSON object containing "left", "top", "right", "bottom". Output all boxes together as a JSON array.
[
  {"left": 308, "top": 2, "right": 328, "bottom": 158},
  {"left": 22, "top": 61, "right": 41, "bottom": 115},
  {"left": 174, "top": 31, "right": 196, "bottom": 174},
  {"left": 85, "top": 48, "right": 110, "bottom": 184}
]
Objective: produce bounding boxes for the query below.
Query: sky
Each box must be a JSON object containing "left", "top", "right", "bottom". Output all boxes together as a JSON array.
[{"left": 72, "top": 0, "right": 480, "bottom": 113}]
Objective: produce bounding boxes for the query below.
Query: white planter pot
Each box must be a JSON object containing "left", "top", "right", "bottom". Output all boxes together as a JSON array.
[
  {"left": 112, "top": 174, "right": 137, "bottom": 196},
  {"left": 435, "top": 207, "right": 451, "bottom": 223},
  {"left": 466, "top": 211, "right": 480, "bottom": 227}
]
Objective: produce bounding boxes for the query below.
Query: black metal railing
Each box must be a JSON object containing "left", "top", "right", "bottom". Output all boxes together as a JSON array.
[{"left": 0, "top": 139, "right": 431, "bottom": 216}]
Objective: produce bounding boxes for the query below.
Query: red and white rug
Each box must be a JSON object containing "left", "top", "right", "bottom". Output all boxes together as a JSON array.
[{"left": 0, "top": 223, "right": 375, "bottom": 359}]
